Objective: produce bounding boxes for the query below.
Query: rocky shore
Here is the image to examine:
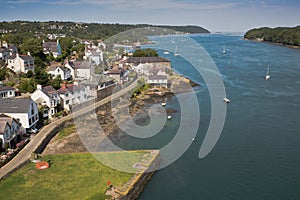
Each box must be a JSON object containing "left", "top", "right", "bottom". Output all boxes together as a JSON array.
[{"left": 43, "top": 75, "right": 199, "bottom": 154}]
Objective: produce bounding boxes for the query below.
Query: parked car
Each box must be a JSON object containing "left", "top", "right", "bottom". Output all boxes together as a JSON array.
[{"left": 30, "top": 127, "right": 39, "bottom": 134}]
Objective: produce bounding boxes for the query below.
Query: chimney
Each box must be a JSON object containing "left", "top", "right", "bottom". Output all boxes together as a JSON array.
[
  {"left": 27, "top": 52, "right": 31, "bottom": 56},
  {"left": 61, "top": 82, "right": 66, "bottom": 89},
  {"left": 37, "top": 84, "right": 42, "bottom": 90}
]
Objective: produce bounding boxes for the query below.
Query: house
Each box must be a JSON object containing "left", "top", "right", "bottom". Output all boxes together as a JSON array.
[
  {"left": 147, "top": 75, "right": 168, "bottom": 88},
  {"left": 0, "top": 48, "right": 10, "bottom": 60},
  {"left": 6, "top": 53, "right": 35, "bottom": 73},
  {"left": 0, "top": 98, "right": 39, "bottom": 130},
  {"left": 57, "top": 82, "right": 88, "bottom": 111},
  {"left": 64, "top": 59, "right": 92, "bottom": 80},
  {"left": 85, "top": 44, "right": 103, "bottom": 65},
  {"left": 0, "top": 85, "right": 15, "bottom": 99},
  {"left": 107, "top": 66, "right": 125, "bottom": 84},
  {"left": 47, "top": 62, "right": 71, "bottom": 80},
  {"left": 31, "top": 85, "right": 60, "bottom": 118},
  {"left": 0, "top": 114, "right": 23, "bottom": 150},
  {"left": 42, "top": 40, "right": 62, "bottom": 58}
]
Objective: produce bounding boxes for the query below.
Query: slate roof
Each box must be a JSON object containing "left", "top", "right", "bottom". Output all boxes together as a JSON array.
[
  {"left": 0, "top": 85, "right": 15, "bottom": 92},
  {"left": 42, "top": 86, "right": 58, "bottom": 97},
  {"left": 0, "top": 121, "right": 9, "bottom": 134},
  {"left": 7, "top": 54, "right": 34, "bottom": 61},
  {"left": 126, "top": 57, "right": 170, "bottom": 65},
  {"left": 0, "top": 98, "right": 33, "bottom": 113},
  {"left": 148, "top": 75, "right": 168, "bottom": 81}
]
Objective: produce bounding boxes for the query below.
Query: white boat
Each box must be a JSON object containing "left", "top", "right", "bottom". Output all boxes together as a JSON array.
[
  {"left": 161, "top": 102, "right": 166, "bottom": 106},
  {"left": 163, "top": 51, "right": 170, "bottom": 55},
  {"left": 223, "top": 97, "right": 230, "bottom": 103},
  {"left": 167, "top": 115, "right": 172, "bottom": 120},
  {"left": 265, "top": 65, "right": 271, "bottom": 80},
  {"left": 222, "top": 46, "right": 226, "bottom": 54},
  {"left": 174, "top": 45, "right": 179, "bottom": 56}
]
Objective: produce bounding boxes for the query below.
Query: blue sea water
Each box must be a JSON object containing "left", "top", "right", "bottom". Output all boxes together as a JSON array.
[{"left": 116, "top": 34, "right": 300, "bottom": 199}]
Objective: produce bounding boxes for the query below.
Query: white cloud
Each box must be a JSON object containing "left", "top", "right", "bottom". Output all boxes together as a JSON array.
[
  {"left": 7, "top": 0, "right": 39, "bottom": 3},
  {"left": 50, "top": 0, "right": 239, "bottom": 10}
]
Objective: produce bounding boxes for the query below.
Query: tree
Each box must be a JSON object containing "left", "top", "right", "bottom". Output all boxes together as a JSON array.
[
  {"left": 132, "top": 48, "right": 158, "bottom": 57},
  {"left": 18, "top": 78, "right": 35, "bottom": 93},
  {"left": 0, "top": 68, "right": 6, "bottom": 81},
  {"left": 51, "top": 76, "right": 62, "bottom": 89},
  {"left": 34, "top": 67, "right": 50, "bottom": 86}
]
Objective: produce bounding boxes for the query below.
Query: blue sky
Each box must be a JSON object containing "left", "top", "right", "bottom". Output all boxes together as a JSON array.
[{"left": 1, "top": 0, "right": 300, "bottom": 32}]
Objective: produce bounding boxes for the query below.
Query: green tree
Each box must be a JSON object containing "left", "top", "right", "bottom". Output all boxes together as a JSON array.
[
  {"left": 34, "top": 67, "right": 50, "bottom": 86},
  {"left": 132, "top": 48, "right": 158, "bottom": 57},
  {"left": 51, "top": 76, "right": 62, "bottom": 89},
  {"left": 0, "top": 68, "right": 6, "bottom": 81}
]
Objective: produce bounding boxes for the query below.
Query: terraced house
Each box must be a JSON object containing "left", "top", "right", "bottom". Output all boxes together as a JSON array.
[{"left": 6, "top": 53, "right": 35, "bottom": 73}]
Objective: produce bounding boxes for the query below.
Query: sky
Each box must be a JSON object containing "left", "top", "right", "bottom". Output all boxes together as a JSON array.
[{"left": 0, "top": 0, "right": 300, "bottom": 33}]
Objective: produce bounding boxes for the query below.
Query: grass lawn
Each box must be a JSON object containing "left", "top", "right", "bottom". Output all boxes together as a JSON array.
[
  {"left": 0, "top": 151, "right": 151, "bottom": 200},
  {"left": 57, "top": 125, "right": 77, "bottom": 139}
]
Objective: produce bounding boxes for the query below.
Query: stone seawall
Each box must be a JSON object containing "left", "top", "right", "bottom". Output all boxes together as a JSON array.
[{"left": 108, "top": 150, "right": 160, "bottom": 200}]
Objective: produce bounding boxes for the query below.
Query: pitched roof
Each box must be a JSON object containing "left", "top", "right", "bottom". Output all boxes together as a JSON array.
[
  {"left": 73, "top": 60, "right": 92, "bottom": 69},
  {"left": 126, "top": 57, "right": 170, "bottom": 65},
  {"left": 0, "top": 121, "right": 9, "bottom": 134},
  {"left": 0, "top": 114, "right": 17, "bottom": 127},
  {"left": 149, "top": 75, "right": 168, "bottom": 81},
  {"left": 0, "top": 85, "right": 15, "bottom": 92},
  {"left": 7, "top": 54, "right": 34, "bottom": 61},
  {"left": 42, "top": 86, "right": 58, "bottom": 97},
  {"left": 0, "top": 98, "right": 33, "bottom": 113}
]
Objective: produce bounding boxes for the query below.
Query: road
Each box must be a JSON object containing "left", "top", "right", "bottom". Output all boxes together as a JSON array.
[{"left": 0, "top": 79, "right": 139, "bottom": 179}]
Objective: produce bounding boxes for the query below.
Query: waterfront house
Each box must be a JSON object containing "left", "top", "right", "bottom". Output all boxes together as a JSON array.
[
  {"left": 31, "top": 85, "right": 60, "bottom": 118},
  {"left": 0, "top": 85, "right": 15, "bottom": 99},
  {"left": 0, "top": 114, "right": 23, "bottom": 150},
  {"left": 147, "top": 75, "right": 168, "bottom": 88},
  {"left": 6, "top": 53, "right": 35, "bottom": 73},
  {"left": 0, "top": 98, "right": 39, "bottom": 130}
]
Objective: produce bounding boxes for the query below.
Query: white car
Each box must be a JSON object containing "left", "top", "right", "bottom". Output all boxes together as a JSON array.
[{"left": 30, "top": 127, "right": 39, "bottom": 134}]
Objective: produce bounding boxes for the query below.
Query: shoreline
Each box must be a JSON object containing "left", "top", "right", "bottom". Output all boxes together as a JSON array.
[{"left": 243, "top": 38, "right": 300, "bottom": 50}]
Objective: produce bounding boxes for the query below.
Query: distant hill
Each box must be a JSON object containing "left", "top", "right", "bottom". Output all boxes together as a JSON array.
[
  {"left": 244, "top": 26, "right": 300, "bottom": 46},
  {"left": 0, "top": 21, "right": 210, "bottom": 40}
]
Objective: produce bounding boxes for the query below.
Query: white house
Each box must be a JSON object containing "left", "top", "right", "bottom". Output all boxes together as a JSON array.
[
  {"left": 0, "top": 98, "right": 39, "bottom": 130},
  {"left": 6, "top": 53, "right": 35, "bottom": 73},
  {"left": 47, "top": 65, "right": 71, "bottom": 80},
  {"left": 147, "top": 75, "right": 168, "bottom": 88},
  {"left": 64, "top": 59, "right": 92, "bottom": 80},
  {"left": 85, "top": 44, "right": 103, "bottom": 65},
  {"left": 31, "top": 85, "right": 60, "bottom": 118},
  {"left": 0, "top": 85, "right": 15, "bottom": 99},
  {"left": 0, "top": 114, "right": 23, "bottom": 149},
  {"left": 57, "top": 82, "right": 88, "bottom": 111}
]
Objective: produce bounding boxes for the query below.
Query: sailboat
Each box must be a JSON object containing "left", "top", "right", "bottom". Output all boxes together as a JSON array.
[
  {"left": 265, "top": 65, "right": 271, "bottom": 80},
  {"left": 174, "top": 45, "right": 179, "bottom": 56},
  {"left": 222, "top": 46, "right": 226, "bottom": 54}
]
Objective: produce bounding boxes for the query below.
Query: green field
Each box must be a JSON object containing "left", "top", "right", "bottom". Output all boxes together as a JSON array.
[{"left": 0, "top": 152, "right": 149, "bottom": 200}]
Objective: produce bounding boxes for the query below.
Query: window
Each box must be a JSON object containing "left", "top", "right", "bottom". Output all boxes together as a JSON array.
[{"left": 66, "top": 100, "right": 69, "bottom": 105}]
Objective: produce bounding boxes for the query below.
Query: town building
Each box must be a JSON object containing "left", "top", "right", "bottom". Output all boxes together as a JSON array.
[
  {"left": 42, "top": 40, "right": 62, "bottom": 58},
  {"left": 6, "top": 53, "right": 35, "bottom": 73},
  {"left": 0, "top": 98, "right": 39, "bottom": 130},
  {"left": 0, "top": 114, "right": 23, "bottom": 150},
  {"left": 0, "top": 85, "right": 15, "bottom": 99},
  {"left": 31, "top": 85, "right": 60, "bottom": 118}
]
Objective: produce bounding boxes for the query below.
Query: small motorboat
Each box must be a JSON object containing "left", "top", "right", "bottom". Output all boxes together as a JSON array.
[
  {"left": 161, "top": 102, "right": 166, "bottom": 106},
  {"left": 167, "top": 115, "right": 172, "bottom": 120},
  {"left": 223, "top": 97, "right": 231, "bottom": 103}
]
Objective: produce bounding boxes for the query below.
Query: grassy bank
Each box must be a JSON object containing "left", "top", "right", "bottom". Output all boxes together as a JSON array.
[{"left": 0, "top": 151, "right": 151, "bottom": 200}]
